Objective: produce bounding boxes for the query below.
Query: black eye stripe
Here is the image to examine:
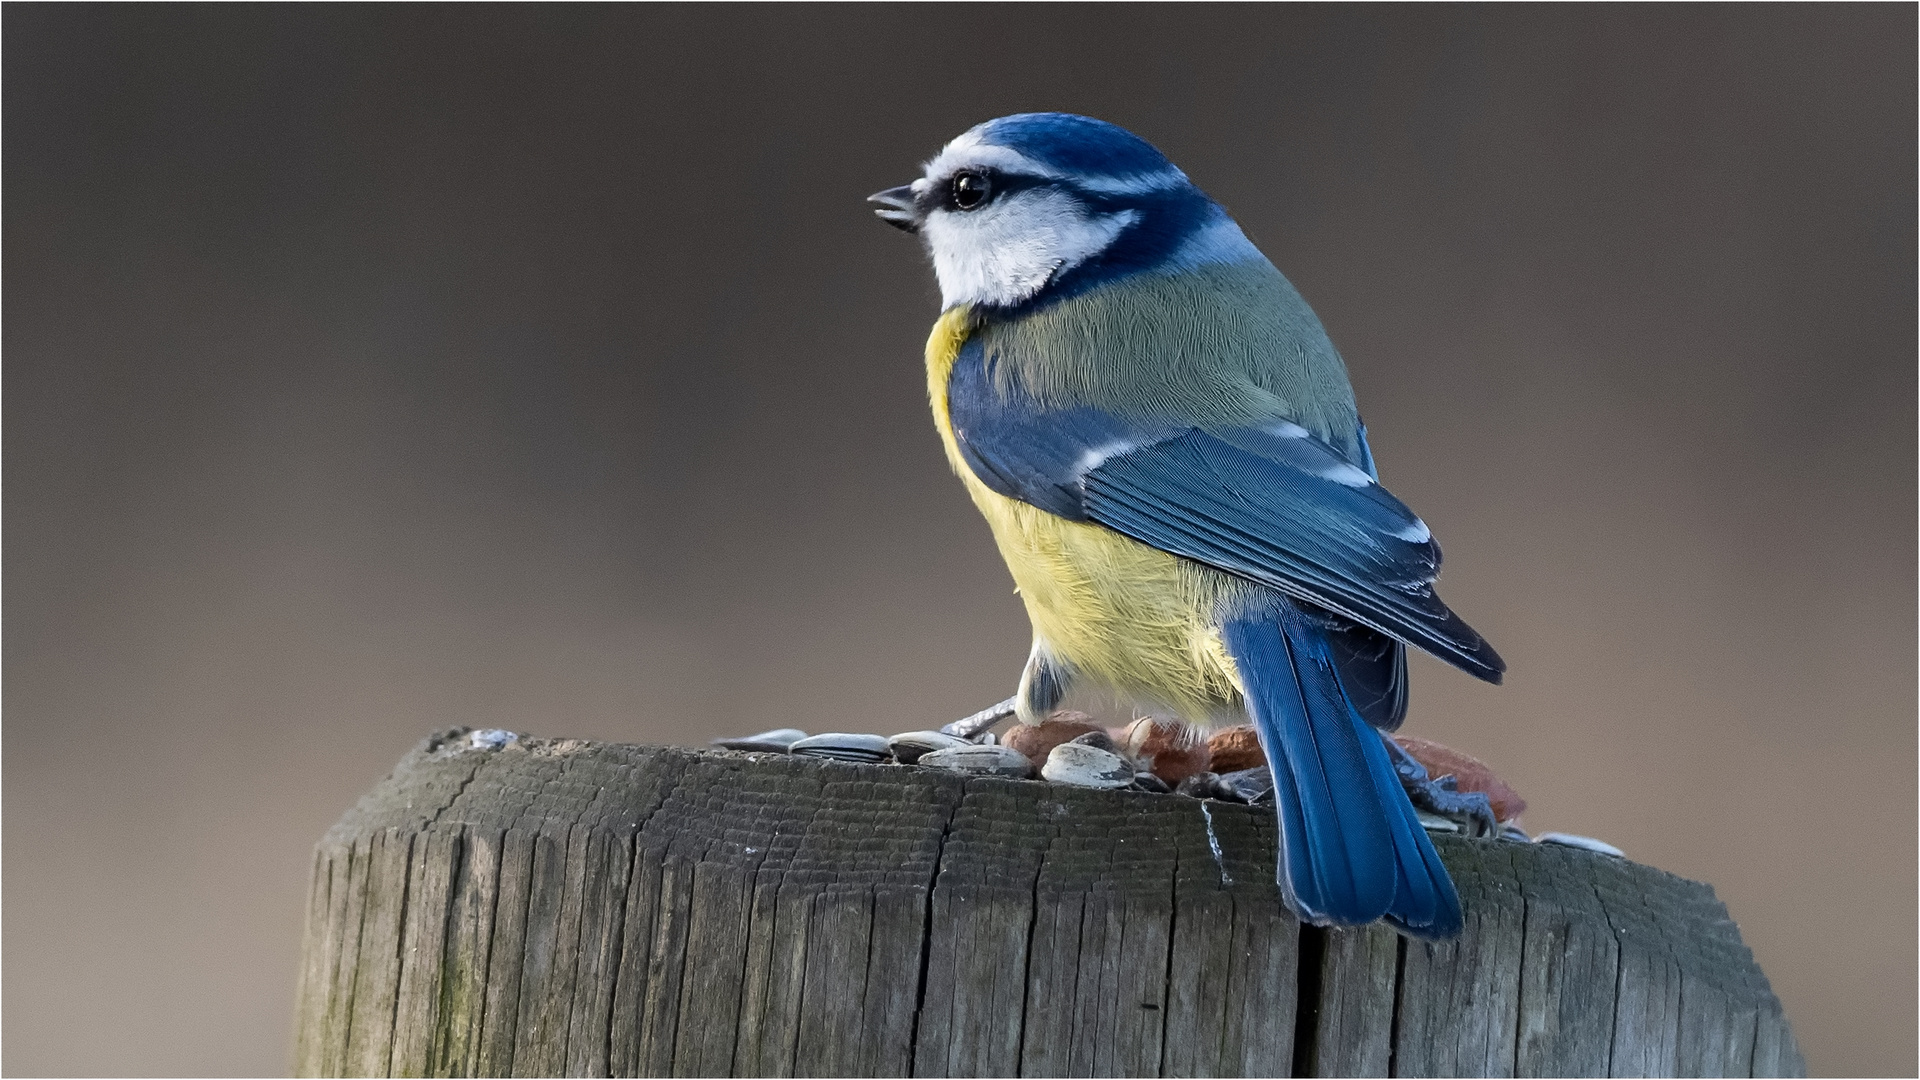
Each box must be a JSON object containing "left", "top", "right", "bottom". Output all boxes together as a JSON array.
[{"left": 935, "top": 171, "right": 1079, "bottom": 214}]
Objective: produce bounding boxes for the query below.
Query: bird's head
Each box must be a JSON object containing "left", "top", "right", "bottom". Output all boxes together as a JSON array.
[{"left": 870, "top": 113, "right": 1260, "bottom": 311}]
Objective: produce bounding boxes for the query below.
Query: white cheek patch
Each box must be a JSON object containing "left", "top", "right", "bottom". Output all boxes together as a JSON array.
[{"left": 923, "top": 190, "right": 1139, "bottom": 308}]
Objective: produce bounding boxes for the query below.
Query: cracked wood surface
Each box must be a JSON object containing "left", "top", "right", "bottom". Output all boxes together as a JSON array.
[{"left": 292, "top": 730, "right": 1804, "bottom": 1078}]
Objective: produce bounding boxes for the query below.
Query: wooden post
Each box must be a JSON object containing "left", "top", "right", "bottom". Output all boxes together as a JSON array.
[{"left": 293, "top": 730, "right": 1805, "bottom": 1078}]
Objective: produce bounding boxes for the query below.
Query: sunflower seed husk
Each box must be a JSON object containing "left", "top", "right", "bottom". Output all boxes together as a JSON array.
[
  {"left": 1536, "top": 832, "right": 1624, "bottom": 858},
  {"left": 888, "top": 730, "right": 969, "bottom": 764},
  {"left": 1212, "top": 767, "right": 1275, "bottom": 804},
  {"left": 918, "top": 744, "right": 1034, "bottom": 778},
  {"left": 1068, "top": 730, "right": 1122, "bottom": 755},
  {"left": 788, "top": 732, "right": 892, "bottom": 763},
  {"left": 712, "top": 728, "right": 808, "bottom": 753},
  {"left": 1133, "top": 772, "right": 1172, "bottom": 794},
  {"left": 1042, "top": 742, "right": 1134, "bottom": 789}
]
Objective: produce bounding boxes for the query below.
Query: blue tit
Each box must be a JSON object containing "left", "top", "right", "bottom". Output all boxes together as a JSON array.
[{"left": 869, "top": 113, "right": 1503, "bottom": 938}]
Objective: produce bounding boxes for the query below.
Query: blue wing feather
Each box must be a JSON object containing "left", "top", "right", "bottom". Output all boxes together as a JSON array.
[
  {"left": 1322, "top": 616, "right": 1410, "bottom": 733},
  {"left": 1339, "top": 422, "right": 1410, "bottom": 731},
  {"left": 947, "top": 340, "right": 1504, "bottom": 683}
]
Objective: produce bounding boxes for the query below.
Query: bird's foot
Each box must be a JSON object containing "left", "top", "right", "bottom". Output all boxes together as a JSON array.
[
  {"left": 941, "top": 697, "right": 1018, "bottom": 742},
  {"left": 1382, "top": 734, "right": 1498, "bottom": 838}
]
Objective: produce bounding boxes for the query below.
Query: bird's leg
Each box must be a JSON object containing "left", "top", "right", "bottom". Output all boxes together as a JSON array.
[
  {"left": 941, "top": 642, "right": 1073, "bottom": 741},
  {"left": 1382, "top": 733, "right": 1498, "bottom": 838},
  {"left": 1013, "top": 641, "right": 1072, "bottom": 725},
  {"left": 941, "top": 697, "right": 1017, "bottom": 740}
]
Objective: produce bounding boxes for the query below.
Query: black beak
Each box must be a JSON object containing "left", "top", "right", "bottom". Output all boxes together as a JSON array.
[{"left": 868, "top": 185, "right": 920, "bottom": 233}]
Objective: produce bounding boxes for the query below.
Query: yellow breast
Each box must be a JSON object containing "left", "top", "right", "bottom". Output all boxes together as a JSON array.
[{"left": 925, "top": 308, "right": 1245, "bottom": 722}]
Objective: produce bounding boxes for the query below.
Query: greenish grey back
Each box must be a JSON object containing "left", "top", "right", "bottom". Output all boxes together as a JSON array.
[{"left": 975, "top": 258, "right": 1363, "bottom": 458}]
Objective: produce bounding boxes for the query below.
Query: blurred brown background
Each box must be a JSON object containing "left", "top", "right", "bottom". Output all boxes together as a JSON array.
[{"left": 6, "top": 6, "right": 1913, "bottom": 1076}]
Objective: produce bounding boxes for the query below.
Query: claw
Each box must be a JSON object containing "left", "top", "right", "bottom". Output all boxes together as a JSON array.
[
  {"left": 1383, "top": 734, "right": 1499, "bottom": 838},
  {"left": 1420, "top": 787, "right": 1499, "bottom": 839}
]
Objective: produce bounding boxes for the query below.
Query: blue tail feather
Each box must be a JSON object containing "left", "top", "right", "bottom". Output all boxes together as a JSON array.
[{"left": 1222, "top": 599, "right": 1463, "bottom": 938}]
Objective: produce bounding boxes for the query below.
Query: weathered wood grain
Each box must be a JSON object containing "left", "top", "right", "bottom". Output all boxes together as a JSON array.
[
  {"left": 346, "top": 828, "right": 413, "bottom": 1076},
  {"left": 914, "top": 781, "right": 1044, "bottom": 1079},
  {"left": 609, "top": 842, "right": 664, "bottom": 1077},
  {"left": 294, "top": 730, "right": 1805, "bottom": 1078},
  {"left": 1393, "top": 840, "right": 1526, "bottom": 1077},
  {"left": 1164, "top": 802, "right": 1297, "bottom": 1079},
  {"left": 319, "top": 839, "right": 369, "bottom": 1078},
  {"left": 432, "top": 827, "right": 501, "bottom": 1076},
  {"left": 516, "top": 826, "right": 591, "bottom": 1076},
  {"left": 1751, "top": 1001, "right": 1804, "bottom": 1078},
  {"left": 476, "top": 828, "right": 536, "bottom": 1077},
  {"left": 294, "top": 847, "right": 333, "bottom": 1076},
  {"left": 567, "top": 828, "right": 632, "bottom": 1077},
  {"left": 392, "top": 828, "right": 459, "bottom": 1076},
  {"left": 1513, "top": 843, "right": 1621, "bottom": 1077},
  {"left": 1305, "top": 923, "right": 1400, "bottom": 1077}
]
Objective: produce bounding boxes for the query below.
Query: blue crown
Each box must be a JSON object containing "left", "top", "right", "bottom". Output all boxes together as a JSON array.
[{"left": 973, "top": 113, "right": 1177, "bottom": 185}]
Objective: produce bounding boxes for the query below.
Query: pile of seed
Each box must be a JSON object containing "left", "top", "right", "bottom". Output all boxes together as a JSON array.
[
  {"left": 710, "top": 712, "right": 1619, "bottom": 853},
  {"left": 713, "top": 714, "right": 1275, "bottom": 799}
]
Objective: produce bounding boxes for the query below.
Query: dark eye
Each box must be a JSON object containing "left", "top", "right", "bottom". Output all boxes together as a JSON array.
[{"left": 950, "top": 171, "right": 991, "bottom": 210}]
